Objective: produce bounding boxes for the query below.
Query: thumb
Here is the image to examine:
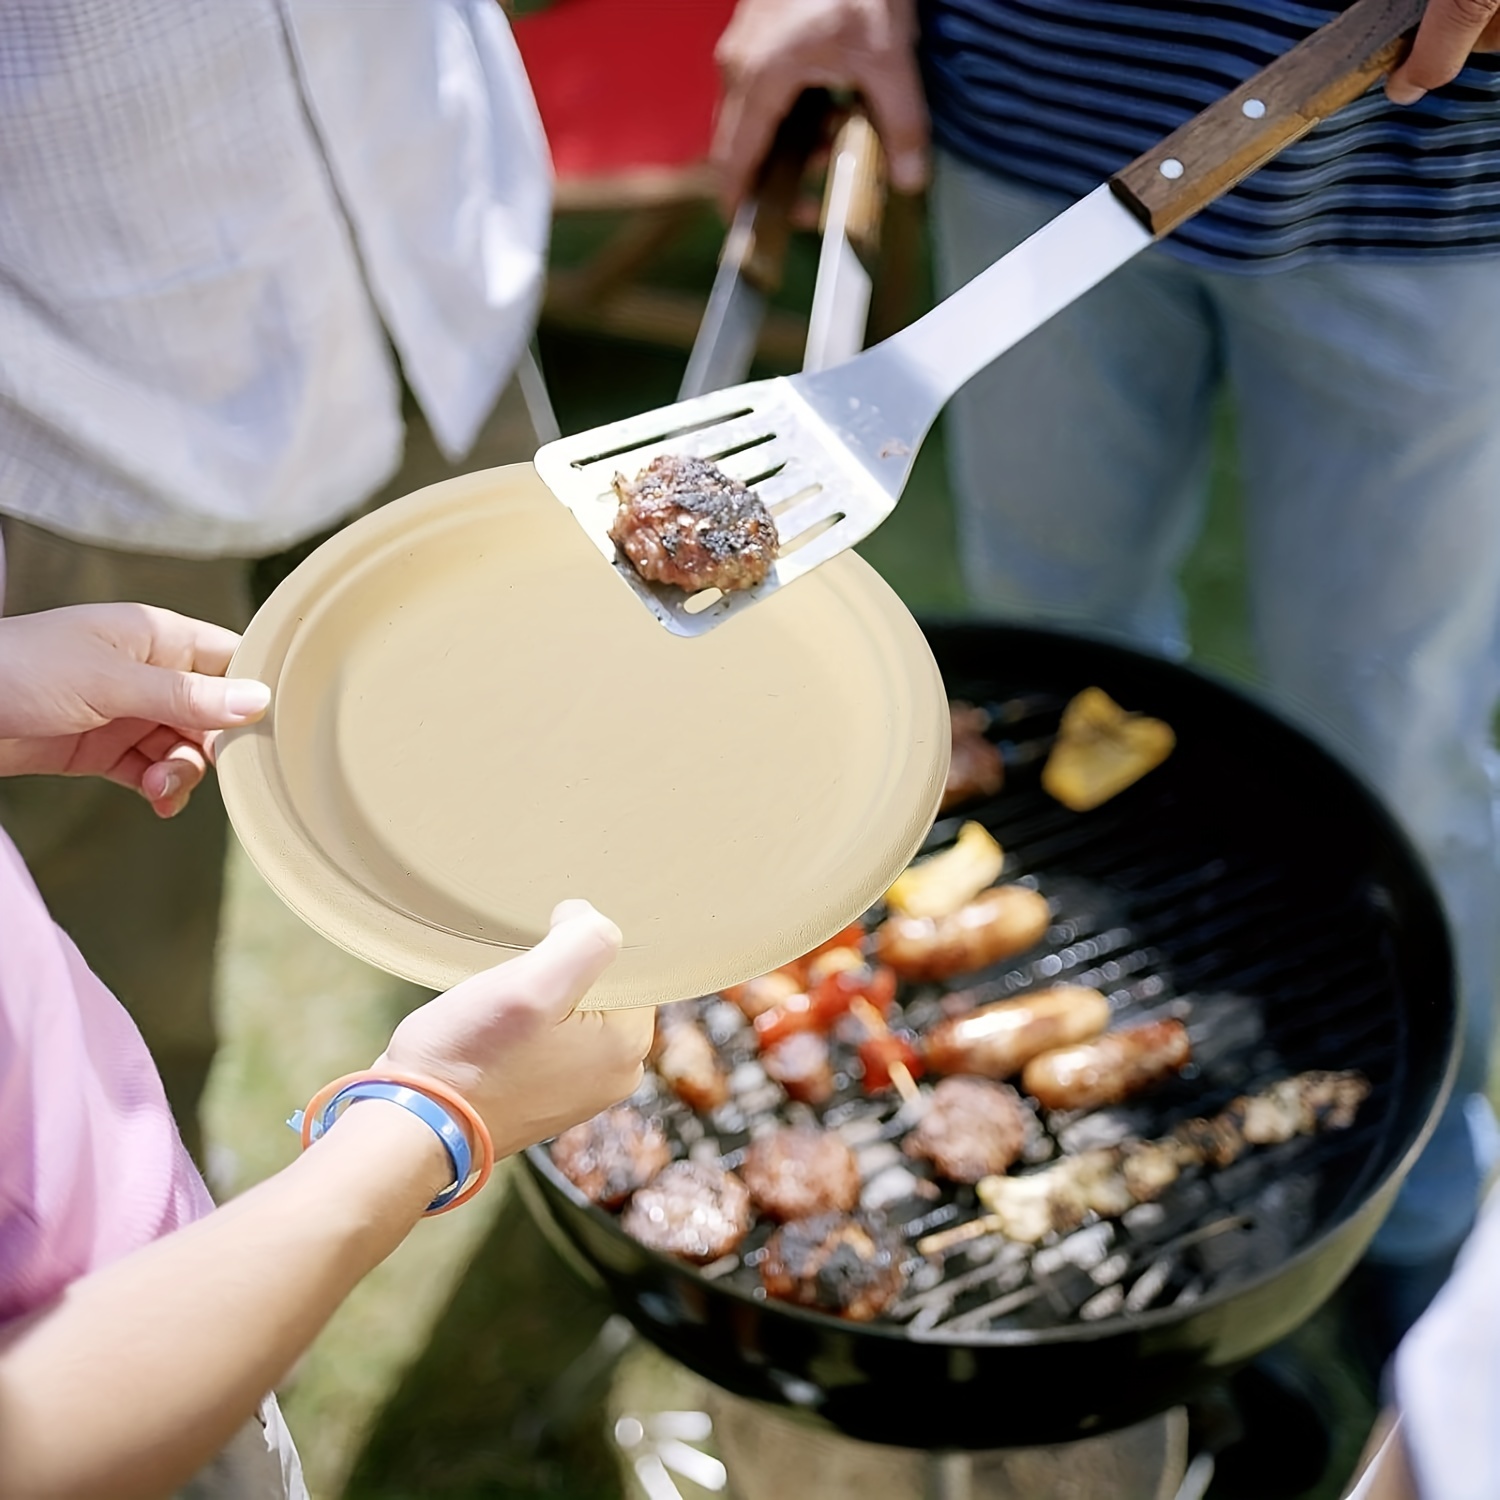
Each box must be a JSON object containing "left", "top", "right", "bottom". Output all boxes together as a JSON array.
[
  {"left": 111, "top": 661, "right": 272, "bottom": 731},
  {"left": 452, "top": 900, "right": 623, "bottom": 1024}
]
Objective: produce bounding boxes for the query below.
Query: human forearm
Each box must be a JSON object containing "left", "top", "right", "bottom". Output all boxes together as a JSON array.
[{"left": 0, "top": 1101, "right": 449, "bottom": 1500}]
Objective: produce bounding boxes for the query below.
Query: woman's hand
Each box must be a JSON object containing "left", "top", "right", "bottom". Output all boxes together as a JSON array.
[
  {"left": 1387, "top": 0, "right": 1500, "bottom": 104},
  {"left": 0, "top": 603, "right": 269, "bottom": 818},
  {"left": 711, "top": 0, "right": 928, "bottom": 213},
  {"left": 378, "top": 899, "right": 654, "bottom": 1159}
]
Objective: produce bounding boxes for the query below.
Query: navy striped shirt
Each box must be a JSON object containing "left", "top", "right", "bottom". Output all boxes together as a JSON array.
[{"left": 921, "top": 0, "right": 1500, "bottom": 269}]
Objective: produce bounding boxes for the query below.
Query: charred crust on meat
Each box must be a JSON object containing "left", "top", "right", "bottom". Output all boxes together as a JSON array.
[
  {"left": 610, "top": 454, "right": 779, "bottom": 594},
  {"left": 760, "top": 1211, "right": 908, "bottom": 1321},
  {"left": 550, "top": 1105, "right": 670, "bottom": 1209}
]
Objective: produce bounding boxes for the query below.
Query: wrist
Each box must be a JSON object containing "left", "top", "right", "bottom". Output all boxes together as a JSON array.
[{"left": 322, "top": 1099, "right": 457, "bottom": 1210}]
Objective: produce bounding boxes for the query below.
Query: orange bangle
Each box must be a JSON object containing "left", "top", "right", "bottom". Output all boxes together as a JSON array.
[{"left": 298, "top": 1069, "right": 496, "bottom": 1215}]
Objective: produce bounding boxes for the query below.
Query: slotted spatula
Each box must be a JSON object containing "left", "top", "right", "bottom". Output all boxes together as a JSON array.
[{"left": 534, "top": 0, "right": 1423, "bottom": 636}]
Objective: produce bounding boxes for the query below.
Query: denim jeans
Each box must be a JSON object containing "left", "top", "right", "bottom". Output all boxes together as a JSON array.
[{"left": 931, "top": 150, "right": 1500, "bottom": 1266}]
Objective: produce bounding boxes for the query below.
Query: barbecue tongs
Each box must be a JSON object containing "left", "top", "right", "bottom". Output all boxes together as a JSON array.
[{"left": 535, "top": 0, "right": 1424, "bottom": 636}]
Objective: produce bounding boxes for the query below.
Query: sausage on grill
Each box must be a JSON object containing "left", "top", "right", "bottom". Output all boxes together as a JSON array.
[
  {"left": 923, "top": 985, "right": 1111, "bottom": 1080},
  {"left": 903, "top": 1077, "right": 1029, "bottom": 1184},
  {"left": 759, "top": 1211, "right": 907, "bottom": 1321},
  {"left": 620, "top": 1160, "right": 752, "bottom": 1263},
  {"left": 942, "top": 701, "right": 1005, "bottom": 811},
  {"left": 1022, "top": 1019, "right": 1192, "bottom": 1112},
  {"left": 874, "top": 885, "right": 1050, "bottom": 983},
  {"left": 609, "top": 454, "right": 778, "bottom": 593},
  {"left": 741, "top": 1126, "right": 861, "bottom": 1222},
  {"left": 550, "top": 1104, "right": 671, "bottom": 1209},
  {"left": 651, "top": 1002, "right": 729, "bottom": 1113},
  {"left": 761, "top": 1030, "right": 836, "bottom": 1105}
]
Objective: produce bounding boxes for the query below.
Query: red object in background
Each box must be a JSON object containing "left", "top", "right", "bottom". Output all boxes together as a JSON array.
[
  {"left": 511, "top": 0, "right": 739, "bottom": 179},
  {"left": 858, "top": 1032, "right": 924, "bottom": 1093}
]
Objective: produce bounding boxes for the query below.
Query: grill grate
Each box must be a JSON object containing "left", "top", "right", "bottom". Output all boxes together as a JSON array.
[{"left": 558, "top": 686, "right": 1407, "bottom": 1336}]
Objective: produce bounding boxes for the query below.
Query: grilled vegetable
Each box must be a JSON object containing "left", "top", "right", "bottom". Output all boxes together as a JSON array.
[
  {"left": 885, "top": 821, "right": 1005, "bottom": 920},
  {"left": 1042, "top": 687, "right": 1174, "bottom": 812}
]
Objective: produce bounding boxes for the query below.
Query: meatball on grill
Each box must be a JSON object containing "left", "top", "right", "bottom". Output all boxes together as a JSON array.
[{"left": 741, "top": 1126, "right": 861, "bottom": 1223}]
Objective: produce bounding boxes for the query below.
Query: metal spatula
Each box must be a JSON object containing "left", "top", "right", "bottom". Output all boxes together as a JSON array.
[{"left": 535, "top": 0, "right": 1422, "bottom": 636}]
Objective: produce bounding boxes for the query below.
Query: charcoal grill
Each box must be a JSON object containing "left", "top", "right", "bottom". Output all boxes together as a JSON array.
[{"left": 521, "top": 621, "right": 1456, "bottom": 1449}]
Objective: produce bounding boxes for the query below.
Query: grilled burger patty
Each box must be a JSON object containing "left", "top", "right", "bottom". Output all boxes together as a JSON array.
[
  {"left": 903, "top": 1076, "right": 1029, "bottom": 1184},
  {"left": 760, "top": 1211, "right": 908, "bottom": 1321},
  {"left": 550, "top": 1104, "right": 671, "bottom": 1209},
  {"left": 620, "top": 1159, "right": 752, "bottom": 1263},
  {"left": 609, "top": 454, "right": 778, "bottom": 593},
  {"left": 741, "top": 1125, "right": 861, "bottom": 1222}
]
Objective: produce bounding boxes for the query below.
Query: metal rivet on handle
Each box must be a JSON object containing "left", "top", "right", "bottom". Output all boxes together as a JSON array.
[
  {"left": 1159, "top": 158, "right": 1184, "bottom": 180},
  {"left": 1242, "top": 98, "right": 1267, "bottom": 119}
]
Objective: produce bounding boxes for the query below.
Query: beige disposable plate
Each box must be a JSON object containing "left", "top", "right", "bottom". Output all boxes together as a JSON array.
[{"left": 217, "top": 463, "right": 949, "bottom": 1009}]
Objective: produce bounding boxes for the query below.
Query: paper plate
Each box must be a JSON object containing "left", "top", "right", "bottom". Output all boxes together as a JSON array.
[{"left": 217, "top": 464, "right": 949, "bottom": 1008}]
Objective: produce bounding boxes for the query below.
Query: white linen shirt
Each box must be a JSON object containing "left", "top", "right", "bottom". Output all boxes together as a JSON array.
[{"left": 0, "top": 0, "right": 550, "bottom": 558}]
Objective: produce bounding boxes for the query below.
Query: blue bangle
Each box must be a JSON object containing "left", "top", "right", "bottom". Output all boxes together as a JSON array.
[{"left": 293, "top": 1081, "right": 473, "bottom": 1213}]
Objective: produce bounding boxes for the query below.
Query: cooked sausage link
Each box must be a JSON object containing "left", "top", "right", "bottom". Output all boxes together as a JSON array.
[
  {"left": 1022, "top": 1019, "right": 1192, "bottom": 1112},
  {"left": 873, "top": 885, "right": 1050, "bottom": 983},
  {"left": 923, "top": 985, "right": 1111, "bottom": 1079}
]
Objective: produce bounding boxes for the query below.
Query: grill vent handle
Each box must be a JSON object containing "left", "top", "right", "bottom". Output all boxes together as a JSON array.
[{"left": 1111, "top": 0, "right": 1425, "bottom": 238}]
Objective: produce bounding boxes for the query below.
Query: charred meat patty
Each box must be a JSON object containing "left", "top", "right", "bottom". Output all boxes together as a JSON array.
[
  {"left": 620, "top": 1159, "right": 752, "bottom": 1263},
  {"left": 759, "top": 1211, "right": 908, "bottom": 1321},
  {"left": 741, "top": 1126, "right": 861, "bottom": 1222},
  {"left": 903, "top": 1076, "right": 1029, "bottom": 1184},
  {"left": 550, "top": 1104, "right": 671, "bottom": 1209},
  {"left": 610, "top": 454, "right": 778, "bottom": 593}
]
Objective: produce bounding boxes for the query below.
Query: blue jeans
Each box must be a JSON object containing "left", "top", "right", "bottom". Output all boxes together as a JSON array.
[{"left": 931, "top": 150, "right": 1500, "bottom": 1266}]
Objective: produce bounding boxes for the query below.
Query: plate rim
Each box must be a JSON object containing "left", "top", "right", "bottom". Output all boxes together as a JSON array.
[{"left": 217, "top": 463, "right": 949, "bottom": 1007}]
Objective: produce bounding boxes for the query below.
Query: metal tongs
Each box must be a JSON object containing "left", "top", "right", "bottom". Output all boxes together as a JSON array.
[{"left": 535, "top": 0, "right": 1423, "bottom": 635}]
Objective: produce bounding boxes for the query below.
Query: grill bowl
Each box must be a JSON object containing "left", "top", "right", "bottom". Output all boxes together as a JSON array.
[{"left": 520, "top": 621, "right": 1456, "bottom": 1447}]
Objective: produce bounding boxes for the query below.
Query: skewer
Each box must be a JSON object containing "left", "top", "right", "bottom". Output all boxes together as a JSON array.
[
  {"left": 917, "top": 1214, "right": 1007, "bottom": 1258},
  {"left": 849, "top": 996, "right": 923, "bottom": 1107}
]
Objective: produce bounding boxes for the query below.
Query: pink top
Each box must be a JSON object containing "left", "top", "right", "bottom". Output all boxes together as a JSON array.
[{"left": 0, "top": 826, "right": 212, "bottom": 1326}]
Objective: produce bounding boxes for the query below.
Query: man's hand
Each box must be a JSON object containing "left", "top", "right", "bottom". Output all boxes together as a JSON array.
[
  {"left": 0, "top": 603, "right": 270, "bottom": 817},
  {"left": 1387, "top": 0, "right": 1500, "bottom": 104},
  {"left": 712, "top": 0, "right": 928, "bottom": 213},
  {"left": 379, "top": 900, "right": 653, "bottom": 1159}
]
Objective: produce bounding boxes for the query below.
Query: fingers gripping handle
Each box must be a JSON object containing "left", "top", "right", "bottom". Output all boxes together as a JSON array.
[{"left": 1110, "top": 0, "right": 1425, "bottom": 238}]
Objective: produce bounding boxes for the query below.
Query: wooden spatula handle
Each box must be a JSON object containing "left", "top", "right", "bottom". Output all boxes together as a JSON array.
[
  {"left": 821, "top": 111, "right": 887, "bottom": 260},
  {"left": 1111, "top": 0, "right": 1425, "bottom": 238}
]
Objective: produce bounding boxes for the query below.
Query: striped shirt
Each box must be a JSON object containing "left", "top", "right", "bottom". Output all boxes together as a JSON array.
[{"left": 920, "top": 0, "right": 1500, "bottom": 269}]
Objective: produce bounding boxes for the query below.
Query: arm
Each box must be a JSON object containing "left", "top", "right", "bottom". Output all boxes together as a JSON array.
[
  {"left": 0, "top": 901, "right": 651, "bottom": 1500},
  {"left": 711, "top": 0, "right": 928, "bottom": 211},
  {"left": 1385, "top": 0, "right": 1500, "bottom": 102},
  {"left": 0, "top": 605, "right": 654, "bottom": 1499}
]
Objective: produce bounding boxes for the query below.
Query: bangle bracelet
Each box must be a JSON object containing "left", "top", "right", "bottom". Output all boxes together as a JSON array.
[{"left": 288, "top": 1069, "right": 496, "bottom": 1215}]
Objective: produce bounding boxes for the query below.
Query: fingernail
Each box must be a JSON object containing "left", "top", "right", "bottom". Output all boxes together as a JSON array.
[
  {"left": 156, "top": 766, "right": 184, "bottom": 801},
  {"left": 1386, "top": 79, "right": 1425, "bottom": 106},
  {"left": 224, "top": 680, "right": 271, "bottom": 719}
]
